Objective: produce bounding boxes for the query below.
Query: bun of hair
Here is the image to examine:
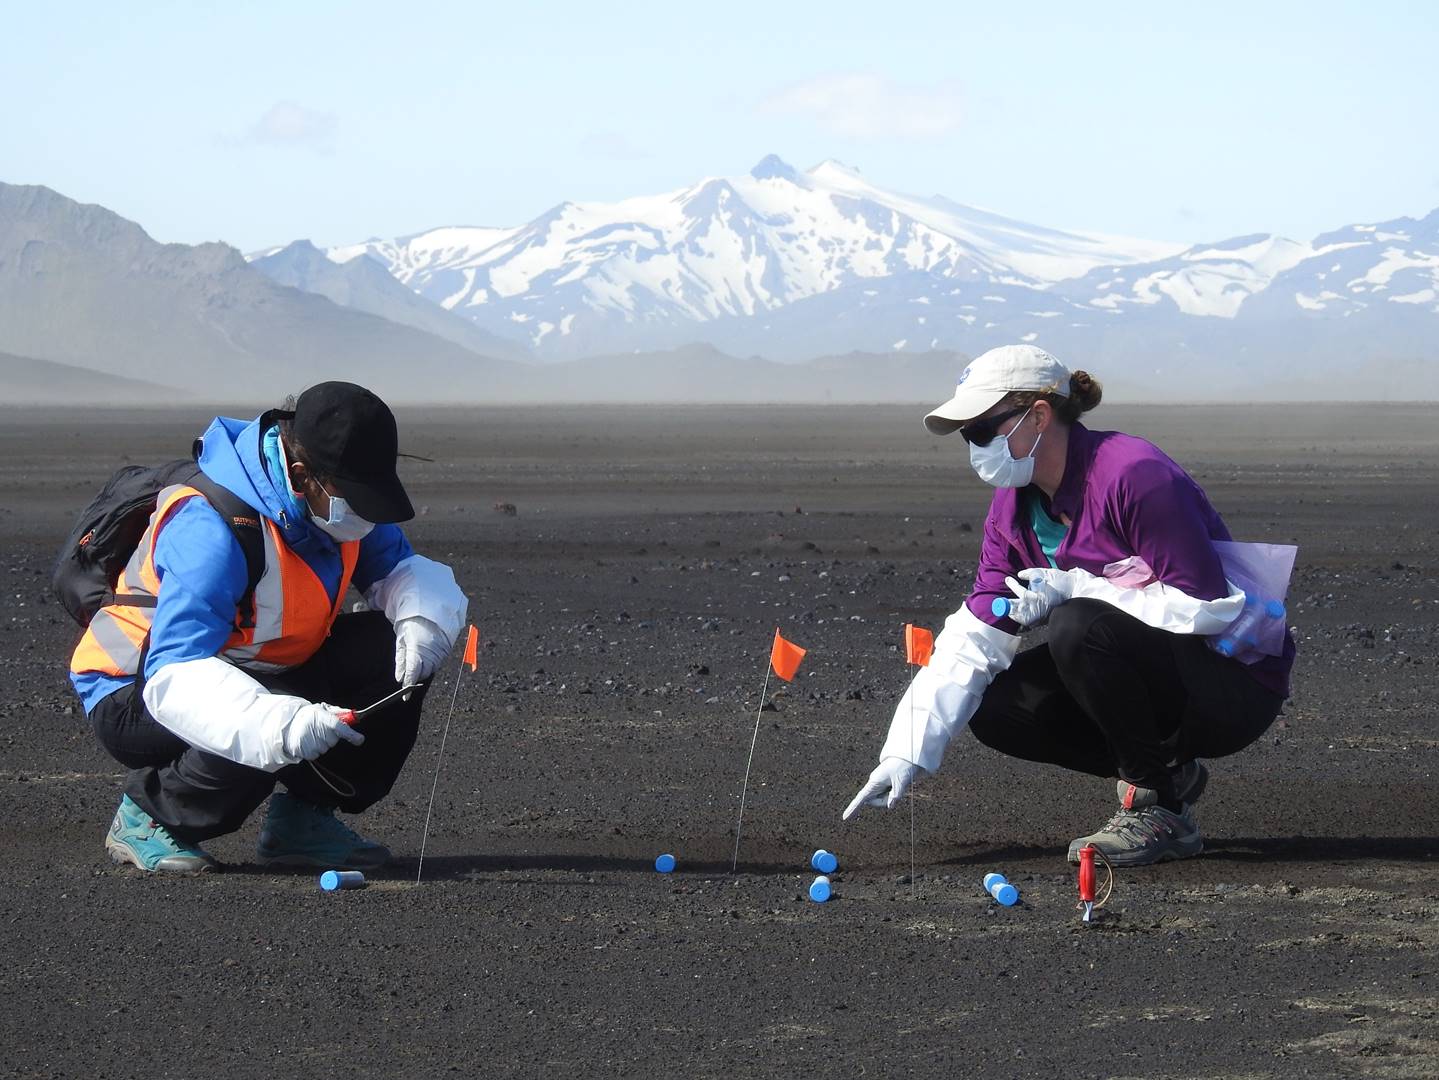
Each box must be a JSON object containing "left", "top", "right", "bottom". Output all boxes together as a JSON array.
[{"left": 1069, "top": 370, "right": 1102, "bottom": 412}]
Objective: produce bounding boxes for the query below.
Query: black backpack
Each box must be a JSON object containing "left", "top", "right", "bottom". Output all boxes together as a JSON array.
[{"left": 54, "top": 445, "right": 265, "bottom": 629}]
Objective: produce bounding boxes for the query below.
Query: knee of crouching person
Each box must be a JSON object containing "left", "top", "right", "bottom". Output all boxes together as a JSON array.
[{"left": 1046, "top": 597, "right": 1121, "bottom": 667}]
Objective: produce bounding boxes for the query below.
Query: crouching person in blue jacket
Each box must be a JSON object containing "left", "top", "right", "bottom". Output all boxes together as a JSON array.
[{"left": 69, "top": 382, "right": 468, "bottom": 873}]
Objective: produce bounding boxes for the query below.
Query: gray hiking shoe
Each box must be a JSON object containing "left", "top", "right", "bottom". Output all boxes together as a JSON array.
[{"left": 1067, "top": 802, "right": 1203, "bottom": 866}]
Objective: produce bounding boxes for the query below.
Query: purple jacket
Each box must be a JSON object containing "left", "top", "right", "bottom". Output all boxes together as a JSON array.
[{"left": 969, "top": 422, "right": 1295, "bottom": 698}]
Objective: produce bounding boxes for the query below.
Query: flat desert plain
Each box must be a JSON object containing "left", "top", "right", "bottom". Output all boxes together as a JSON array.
[{"left": 1, "top": 402, "right": 1436, "bottom": 1079}]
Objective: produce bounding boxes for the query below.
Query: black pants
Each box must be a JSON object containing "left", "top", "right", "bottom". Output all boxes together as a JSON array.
[
  {"left": 89, "top": 612, "right": 427, "bottom": 843},
  {"left": 969, "top": 599, "right": 1283, "bottom": 793}
]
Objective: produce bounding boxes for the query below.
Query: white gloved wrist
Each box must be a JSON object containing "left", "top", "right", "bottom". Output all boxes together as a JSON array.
[
  {"left": 394, "top": 615, "right": 453, "bottom": 687},
  {"left": 1004, "top": 567, "right": 1076, "bottom": 627},
  {"left": 281, "top": 702, "right": 365, "bottom": 762}
]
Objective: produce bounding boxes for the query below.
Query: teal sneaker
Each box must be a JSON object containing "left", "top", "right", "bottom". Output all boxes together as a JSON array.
[
  {"left": 105, "top": 795, "right": 218, "bottom": 873},
  {"left": 256, "top": 791, "right": 391, "bottom": 869}
]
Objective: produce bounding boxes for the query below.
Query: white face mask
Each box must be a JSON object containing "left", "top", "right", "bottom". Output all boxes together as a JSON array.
[
  {"left": 311, "top": 490, "right": 374, "bottom": 542},
  {"left": 279, "top": 436, "right": 374, "bottom": 541},
  {"left": 968, "top": 406, "right": 1042, "bottom": 488}
]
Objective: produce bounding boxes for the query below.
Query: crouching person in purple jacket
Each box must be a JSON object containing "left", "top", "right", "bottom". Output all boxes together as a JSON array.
[{"left": 842, "top": 346, "right": 1294, "bottom": 867}]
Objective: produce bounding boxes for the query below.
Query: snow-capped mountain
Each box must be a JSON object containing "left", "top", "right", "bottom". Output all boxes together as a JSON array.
[
  {"left": 326, "top": 155, "right": 1181, "bottom": 359},
  {"left": 310, "top": 155, "right": 1437, "bottom": 389}
]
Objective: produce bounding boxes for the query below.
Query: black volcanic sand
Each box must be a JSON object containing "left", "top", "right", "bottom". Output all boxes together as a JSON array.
[{"left": 2, "top": 403, "right": 1437, "bottom": 1079}]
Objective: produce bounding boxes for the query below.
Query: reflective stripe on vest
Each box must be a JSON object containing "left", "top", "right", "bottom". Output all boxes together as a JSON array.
[{"left": 70, "top": 484, "right": 360, "bottom": 678}]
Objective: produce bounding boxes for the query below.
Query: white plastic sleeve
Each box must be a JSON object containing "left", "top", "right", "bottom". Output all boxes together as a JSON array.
[
  {"left": 1061, "top": 567, "right": 1245, "bottom": 635},
  {"left": 141, "top": 656, "right": 311, "bottom": 772},
  {"left": 880, "top": 605, "right": 1021, "bottom": 773},
  {"left": 363, "top": 554, "right": 469, "bottom": 647}
]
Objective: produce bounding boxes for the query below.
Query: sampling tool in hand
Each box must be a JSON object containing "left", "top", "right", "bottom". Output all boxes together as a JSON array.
[
  {"left": 337, "top": 683, "right": 420, "bottom": 725},
  {"left": 307, "top": 684, "right": 423, "bottom": 798}
]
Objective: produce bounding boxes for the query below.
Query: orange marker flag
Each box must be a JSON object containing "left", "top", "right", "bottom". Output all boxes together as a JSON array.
[
  {"left": 769, "top": 629, "right": 807, "bottom": 682},
  {"left": 904, "top": 624, "right": 934, "bottom": 667},
  {"left": 462, "top": 625, "right": 479, "bottom": 671}
]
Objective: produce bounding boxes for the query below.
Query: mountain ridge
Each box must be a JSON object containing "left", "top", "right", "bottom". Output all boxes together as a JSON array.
[
  {"left": 0, "top": 182, "right": 517, "bottom": 402},
  {"left": 319, "top": 156, "right": 1436, "bottom": 379},
  {"left": 326, "top": 155, "right": 1183, "bottom": 360}
]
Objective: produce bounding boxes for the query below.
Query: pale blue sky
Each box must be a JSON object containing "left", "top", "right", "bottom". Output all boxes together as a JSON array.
[{"left": 3, "top": 1, "right": 1435, "bottom": 252}]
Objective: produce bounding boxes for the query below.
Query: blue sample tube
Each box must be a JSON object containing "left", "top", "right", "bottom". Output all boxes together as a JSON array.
[
  {"left": 654, "top": 853, "right": 677, "bottom": 873},
  {"left": 991, "top": 597, "right": 1012, "bottom": 618},
  {"left": 990, "top": 881, "right": 1019, "bottom": 905},
  {"left": 319, "top": 870, "right": 366, "bottom": 892},
  {"left": 981, "top": 872, "right": 1018, "bottom": 905},
  {"left": 1211, "top": 597, "right": 1286, "bottom": 658},
  {"left": 809, "top": 876, "right": 832, "bottom": 903},
  {"left": 811, "top": 849, "right": 839, "bottom": 874}
]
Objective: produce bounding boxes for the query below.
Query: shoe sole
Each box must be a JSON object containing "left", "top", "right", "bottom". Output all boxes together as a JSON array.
[
  {"left": 106, "top": 837, "right": 218, "bottom": 874},
  {"left": 1067, "top": 835, "right": 1204, "bottom": 866}
]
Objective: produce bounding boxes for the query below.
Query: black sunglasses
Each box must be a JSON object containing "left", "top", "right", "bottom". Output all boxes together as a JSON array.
[{"left": 959, "top": 406, "right": 1026, "bottom": 447}]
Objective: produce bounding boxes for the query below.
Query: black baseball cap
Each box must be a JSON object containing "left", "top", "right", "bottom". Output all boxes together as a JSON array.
[{"left": 286, "top": 382, "right": 414, "bottom": 524}]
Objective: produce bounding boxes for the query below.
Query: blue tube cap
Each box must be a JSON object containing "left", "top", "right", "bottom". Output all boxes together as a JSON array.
[
  {"left": 319, "top": 870, "right": 365, "bottom": 891},
  {"left": 654, "top": 853, "right": 677, "bottom": 873},
  {"left": 809, "top": 876, "right": 832, "bottom": 903},
  {"left": 811, "top": 849, "right": 838, "bottom": 874},
  {"left": 991, "top": 882, "right": 1019, "bottom": 906},
  {"left": 991, "top": 597, "right": 1011, "bottom": 618}
]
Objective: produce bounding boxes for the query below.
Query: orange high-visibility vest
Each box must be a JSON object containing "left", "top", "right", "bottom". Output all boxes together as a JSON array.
[{"left": 70, "top": 484, "right": 359, "bottom": 678}]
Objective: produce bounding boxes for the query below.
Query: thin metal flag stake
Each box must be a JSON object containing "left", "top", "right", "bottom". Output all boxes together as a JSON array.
[
  {"left": 908, "top": 665, "right": 918, "bottom": 901},
  {"left": 417, "top": 625, "right": 478, "bottom": 885},
  {"left": 901, "top": 623, "right": 932, "bottom": 901},
  {"left": 415, "top": 670, "right": 461, "bottom": 885},
  {"left": 731, "top": 663, "right": 773, "bottom": 875}
]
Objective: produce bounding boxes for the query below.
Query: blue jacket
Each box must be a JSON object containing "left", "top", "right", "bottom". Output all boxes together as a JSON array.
[{"left": 71, "top": 415, "right": 413, "bottom": 712}]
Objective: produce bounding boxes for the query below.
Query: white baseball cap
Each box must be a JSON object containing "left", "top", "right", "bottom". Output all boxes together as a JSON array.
[{"left": 924, "top": 344, "right": 1072, "bottom": 435}]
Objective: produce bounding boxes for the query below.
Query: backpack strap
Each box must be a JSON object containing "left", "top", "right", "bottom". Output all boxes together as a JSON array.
[{"left": 185, "top": 471, "right": 266, "bottom": 630}]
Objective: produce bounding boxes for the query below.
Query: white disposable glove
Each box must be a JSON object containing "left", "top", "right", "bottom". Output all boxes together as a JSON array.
[
  {"left": 394, "top": 615, "right": 453, "bottom": 687},
  {"left": 842, "top": 758, "right": 923, "bottom": 820},
  {"left": 1002, "top": 567, "right": 1076, "bottom": 627},
  {"left": 281, "top": 702, "right": 365, "bottom": 762}
]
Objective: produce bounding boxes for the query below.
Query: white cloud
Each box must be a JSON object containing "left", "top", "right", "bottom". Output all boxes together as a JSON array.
[
  {"left": 246, "top": 101, "right": 337, "bottom": 152},
  {"left": 758, "top": 73, "right": 963, "bottom": 138}
]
